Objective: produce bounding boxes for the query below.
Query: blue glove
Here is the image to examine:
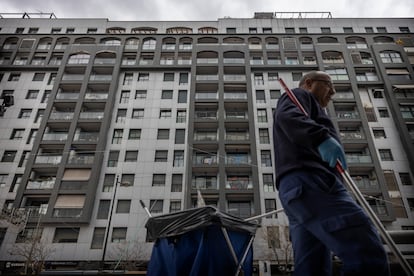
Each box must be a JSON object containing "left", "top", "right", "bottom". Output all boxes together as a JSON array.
[{"left": 318, "top": 137, "right": 347, "bottom": 170}]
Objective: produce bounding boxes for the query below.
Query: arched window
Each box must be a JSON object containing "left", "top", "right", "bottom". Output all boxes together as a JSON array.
[
  {"left": 346, "top": 36, "right": 367, "bottom": 49},
  {"left": 2, "top": 37, "right": 19, "bottom": 50},
  {"left": 125, "top": 38, "right": 139, "bottom": 49},
  {"left": 380, "top": 51, "right": 403, "bottom": 63},
  {"left": 55, "top": 37, "right": 70, "bottom": 50},
  {"left": 106, "top": 27, "right": 126, "bottom": 34},
  {"left": 37, "top": 37, "right": 53, "bottom": 50},
  {"left": 74, "top": 37, "right": 95, "bottom": 45},
  {"left": 373, "top": 36, "right": 394, "bottom": 44},
  {"left": 94, "top": 51, "right": 116, "bottom": 65},
  {"left": 166, "top": 27, "right": 193, "bottom": 34},
  {"left": 142, "top": 38, "right": 157, "bottom": 50},
  {"left": 265, "top": 37, "right": 278, "bottom": 49},
  {"left": 322, "top": 51, "right": 344, "bottom": 64},
  {"left": 100, "top": 38, "right": 121, "bottom": 46},
  {"left": 317, "top": 36, "right": 339, "bottom": 44},
  {"left": 68, "top": 52, "right": 90, "bottom": 65},
  {"left": 223, "top": 37, "right": 245, "bottom": 44},
  {"left": 131, "top": 27, "right": 157, "bottom": 34},
  {"left": 197, "top": 37, "right": 218, "bottom": 44},
  {"left": 198, "top": 27, "right": 218, "bottom": 34},
  {"left": 162, "top": 37, "right": 176, "bottom": 50},
  {"left": 179, "top": 37, "right": 193, "bottom": 50}
]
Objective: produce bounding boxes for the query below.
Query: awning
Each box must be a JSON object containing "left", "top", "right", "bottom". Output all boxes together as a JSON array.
[
  {"left": 393, "top": 84, "right": 414, "bottom": 89},
  {"left": 55, "top": 195, "right": 85, "bottom": 208},
  {"left": 386, "top": 69, "right": 409, "bottom": 75}
]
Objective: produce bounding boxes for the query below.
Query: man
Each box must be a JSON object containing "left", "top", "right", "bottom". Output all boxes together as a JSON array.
[{"left": 272, "top": 71, "right": 389, "bottom": 275}]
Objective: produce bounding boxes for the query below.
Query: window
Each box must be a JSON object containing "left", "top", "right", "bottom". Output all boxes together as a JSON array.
[
  {"left": 15, "top": 28, "right": 24, "bottom": 33},
  {"left": 379, "top": 149, "right": 393, "bottom": 161},
  {"left": 170, "top": 200, "right": 181, "bottom": 213},
  {"left": 249, "top": 28, "right": 257, "bottom": 33},
  {"left": 53, "top": 228, "right": 79, "bottom": 243},
  {"left": 179, "top": 73, "right": 188, "bottom": 84},
  {"left": 97, "top": 200, "right": 110, "bottom": 219},
  {"left": 178, "top": 90, "right": 187, "bottom": 103},
  {"left": 268, "top": 72, "right": 278, "bottom": 81},
  {"left": 373, "top": 89, "right": 383, "bottom": 98},
  {"left": 399, "top": 173, "right": 412, "bottom": 185},
  {"left": 261, "top": 150, "right": 272, "bottom": 167},
  {"left": 121, "top": 174, "right": 134, "bottom": 186},
  {"left": 321, "top": 27, "right": 331, "bottom": 33},
  {"left": 51, "top": 28, "right": 61, "bottom": 34},
  {"left": 149, "top": 200, "right": 163, "bottom": 213},
  {"left": 228, "top": 201, "right": 251, "bottom": 218},
  {"left": 18, "top": 109, "right": 31, "bottom": 119},
  {"left": 135, "top": 90, "right": 147, "bottom": 99},
  {"left": 116, "top": 200, "right": 131, "bottom": 214},
  {"left": 161, "top": 90, "right": 173, "bottom": 99},
  {"left": 254, "top": 73, "right": 264, "bottom": 85},
  {"left": 32, "top": 73, "right": 45, "bottom": 81},
  {"left": 157, "top": 129, "right": 170, "bottom": 140},
  {"left": 11, "top": 129, "right": 24, "bottom": 140},
  {"left": 111, "top": 227, "right": 127, "bottom": 242},
  {"left": 256, "top": 90, "right": 266, "bottom": 103},
  {"left": 138, "top": 73, "right": 150, "bottom": 81},
  {"left": 155, "top": 150, "right": 168, "bottom": 162},
  {"left": 376, "top": 27, "right": 387, "bottom": 33},
  {"left": 343, "top": 27, "right": 353, "bottom": 33},
  {"left": 259, "top": 128, "right": 270, "bottom": 144},
  {"left": 91, "top": 227, "right": 105, "bottom": 249},
  {"left": 124, "top": 151, "right": 138, "bottom": 162},
  {"left": 378, "top": 108, "right": 389, "bottom": 118},
  {"left": 26, "top": 90, "right": 39, "bottom": 99},
  {"left": 226, "top": 28, "right": 236, "bottom": 34},
  {"left": 299, "top": 27, "right": 308, "bottom": 33},
  {"left": 41, "top": 90, "right": 51, "bottom": 103},
  {"left": 0, "top": 174, "right": 7, "bottom": 188},
  {"left": 28, "top": 28, "right": 38, "bottom": 34},
  {"left": 163, "top": 73, "right": 174, "bottom": 81},
  {"left": 407, "top": 198, "right": 414, "bottom": 211},
  {"left": 112, "top": 129, "right": 123, "bottom": 144},
  {"left": 257, "top": 109, "right": 268, "bottom": 122},
  {"left": 175, "top": 129, "right": 185, "bottom": 144},
  {"left": 132, "top": 109, "right": 144, "bottom": 119},
  {"left": 123, "top": 73, "right": 133, "bottom": 85},
  {"left": 66, "top": 28, "right": 75, "bottom": 33},
  {"left": 2, "top": 151, "right": 17, "bottom": 162},
  {"left": 176, "top": 110, "right": 186, "bottom": 123},
  {"left": 365, "top": 27, "right": 374, "bottom": 33},
  {"left": 48, "top": 73, "right": 57, "bottom": 85},
  {"left": 173, "top": 150, "right": 184, "bottom": 167},
  {"left": 399, "top": 27, "right": 410, "bottom": 33},
  {"left": 152, "top": 174, "right": 166, "bottom": 186},
  {"left": 292, "top": 72, "right": 302, "bottom": 81},
  {"left": 107, "top": 150, "right": 119, "bottom": 167},
  {"left": 116, "top": 109, "right": 126, "bottom": 123},
  {"left": 265, "top": 199, "right": 277, "bottom": 215},
  {"left": 128, "top": 129, "right": 141, "bottom": 140},
  {"left": 270, "top": 90, "right": 281, "bottom": 99},
  {"left": 373, "top": 128, "right": 386, "bottom": 138},
  {"left": 102, "top": 174, "right": 115, "bottom": 192},
  {"left": 171, "top": 174, "right": 183, "bottom": 192},
  {"left": 160, "top": 109, "right": 172, "bottom": 118},
  {"left": 27, "top": 129, "right": 37, "bottom": 144},
  {"left": 87, "top": 28, "right": 97, "bottom": 34},
  {"left": 263, "top": 27, "right": 272, "bottom": 33},
  {"left": 263, "top": 174, "right": 275, "bottom": 192},
  {"left": 35, "top": 109, "right": 45, "bottom": 123},
  {"left": 9, "top": 175, "right": 22, "bottom": 193},
  {"left": 120, "top": 90, "right": 130, "bottom": 103},
  {"left": 285, "top": 27, "right": 295, "bottom": 34},
  {"left": 8, "top": 73, "right": 20, "bottom": 81}
]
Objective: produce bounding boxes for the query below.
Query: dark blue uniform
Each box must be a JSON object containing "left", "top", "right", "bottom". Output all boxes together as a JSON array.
[{"left": 273, "top": 88, "right": 389, "bottom": 275}]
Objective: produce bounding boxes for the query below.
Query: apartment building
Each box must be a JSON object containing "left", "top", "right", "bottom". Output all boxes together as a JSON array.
[{"left": 0, "top": 12, "right": 413, "bottom": 274}]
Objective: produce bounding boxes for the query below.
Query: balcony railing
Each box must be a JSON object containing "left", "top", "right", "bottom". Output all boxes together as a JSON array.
[
  {"left": 74, "top": 132, "right": 99, "bottom": 142},
  {"left": 68, "top": 155, "right": 95, "bottom": 165},
  {"left": 53, "top": 208, "right": 82, "bottom": 218},
  {"left": 84, "top": 93, "right": 108, "bottom": 100},
  {"left": 226, "top": 111, "right": 248, "bottom": 119},
  {"left": 89, "top": 75, "right": 112, "bottom": 81},
  {"left": 336, "top": 111, "right": 360, "bottom": 119},
  {"left": 339, "top": 131, "right": 365, "bottom": 139},
  {"left": 224, "top": 93, "right": 247, "bottom": 100},
  {"left": 226, "top": 180, "right": 253, "bottom": 190},
  {"left": 352, "top": 177, "right": 379, "bottom": 189},
  {"left": 56, "top": 92, "right": 79, "bottom": 100},
  {"left": 27, "top": 179, "right": 55, "bottom": 189},
  {"left": 42, "top": 133, "right": 68, "bottom": 141},
  {"left": 35, "top": 155, "right": 62, "bottom": 164},
  {"left": 94, "top": 58, "right": 116, "bottom": 65},
  {"left": 194, "top": 133, "right": 217, "bottom": 141},
  {"left": 193, "top": 155, "right": 218, "bottom": 165},
  {"left": 191, "top": 179, "right": 218, "bottom": 189},
  {"left": 197, "top": 58, "right": 218, "bottom": 64},
  {"left": 62, "top": 74, "right": 84, "bottom": 81},
  {"left": 223, "top": 75, "right": 246, "bottom": 81},
  {"left": 225, "top": 133, "right": 249, "bottom": 141},
  {"left": 196, "top": 75, "right": 219, "bottom": 81},
  {"left": 79, "top": 112, "right": 104, "bottom": 120},
  {"left": 225, "top": 155, "right": 251, "bottom": 165},
  {"left": 223, "top": 58, "right": 245, "bottom": 64},
  {"left": 49, "top": 112, "right": 74, "bottom": 120},
  {"left": 346, "top": 154, "right": 372, "bottom": 163},
  {"left": 195, "top": 92, "right": 218, "bottom": 100},
  {"left": 195, "top": 111, "right": 217, "bottom": 120}
]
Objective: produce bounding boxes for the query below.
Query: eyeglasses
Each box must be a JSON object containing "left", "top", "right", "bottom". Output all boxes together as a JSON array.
[{"left": 312, "top": 78, "right": 334, "bottom": 88}]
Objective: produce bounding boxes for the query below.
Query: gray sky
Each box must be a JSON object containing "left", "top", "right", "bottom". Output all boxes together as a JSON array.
[{"left": 1, "top": 0, "right": 413, "bottom": 21}]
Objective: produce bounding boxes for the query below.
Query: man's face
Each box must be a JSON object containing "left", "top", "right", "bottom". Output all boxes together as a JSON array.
[{"left": 306, "top": 75, "right": 335, "bottom": 107}]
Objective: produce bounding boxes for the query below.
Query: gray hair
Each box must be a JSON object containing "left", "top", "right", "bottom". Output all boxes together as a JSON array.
[{"left": 298, "top": 71, "right": 329, "bottom": 88}]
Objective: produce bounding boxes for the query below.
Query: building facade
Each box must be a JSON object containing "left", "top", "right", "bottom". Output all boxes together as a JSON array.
[{"left": 0, "top": 12, "right": 413, "bottom": 274}]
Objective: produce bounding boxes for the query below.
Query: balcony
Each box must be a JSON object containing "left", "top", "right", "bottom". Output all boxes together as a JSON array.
[
  {"left": 94, "top": 58, "right": 116, "bottom": 65},
  {"left": 224, "top": 93, "right": 247, "bottom": 100},
  {"left": 197, "top": 58, "right": 218, "bottom": 64},
  {"left": 68, "top": 154, "right": 95, "bottom": 165},
  {"left": 53, "top": 208, "right": 82, "bottom": 218},
  {"left": 225, "top": 132, "right": 249, "bottom": 141},
  {"left": 194, "top": 132, "right": 217, "bottom": 142},
  {"left": 74, "top": 132, "right": 99, "bottom": 142},
  {"left": 84, "top": 93, "right": 108, "bottom": 100},
  {"left": 223, "top": 58, "right": 245, "bottom": 64},
  {"left": 27, "top": 179, "right": 55, "bottom": 189},
  {"left": 195, "top": 111, "right": 217, "bottom": 120},
  {"left": 339, "top": 131, "right": 365, "bottom": 140},
  {"left": 226, "top": 178, "right": 253, "bottom": 190},
  {"left": 35, "top": 155, "right": 62, "bottom": 165},
  {"left": 225, "top": 154, "right": 251, "bottom": 165},
  {"left": 79, "top": 112, "right": 104, "bottom": 120},
  {"left": 191, "top": 177, "right": 218, "bottom": 190},
  {"left": 195, "top": 92, "right": 218, "bottom": 100},
  {"left": 49, "top": 112, "right": 74, "bottom": 120},
  {"left": 352, "top": 177, "right": 379, "bottom": 189},
  {"left": 223, "top": 75, "right": 246, "bottom": 82},
  {"left": 56, "top": 92, "right": 79, "bottom": 100},
  {"left": 226, "top": 111, "right": 248, "bottom": 119},
  {"left": 62, "top": 74, "right": 84, "bottom": 81},
  {"left": 346, "top": 154, "right": 372, "bottom": 163},
  {"left": 196, "top": 75, "right": 219, "bottom": 81},
  {"left": 42, "top": 133, "right": 68, "bottom": 141},
  {"left": 89, "top": 75, "right": 112, "bottom": 81},
  {"left": 336, "top": 111, "right": 360, "bottom": 119},
  {"left": 193, "top": 155, "right": 218, "bottom": 165}
]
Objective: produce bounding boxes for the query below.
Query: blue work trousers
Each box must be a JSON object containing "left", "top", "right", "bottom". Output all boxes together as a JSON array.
[{"left": 278, "top": 170, "right": 390, "bottom": 276}]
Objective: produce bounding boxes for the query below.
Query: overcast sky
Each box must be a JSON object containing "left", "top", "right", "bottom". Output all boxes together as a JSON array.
[{"left": 1, "top": 0, "right": 413, "bottom": 21}]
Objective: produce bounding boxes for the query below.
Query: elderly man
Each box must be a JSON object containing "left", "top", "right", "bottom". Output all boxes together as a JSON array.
[{"left": 273, "top": 71, "right": 389, "bottom": 275}]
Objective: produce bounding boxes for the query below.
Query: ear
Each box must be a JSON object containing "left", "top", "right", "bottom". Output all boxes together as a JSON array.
[{"left": 303, "top": 78, "right": 313, "bottom": 90}]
